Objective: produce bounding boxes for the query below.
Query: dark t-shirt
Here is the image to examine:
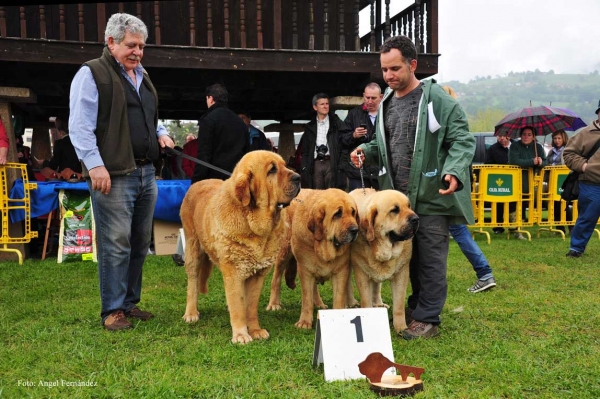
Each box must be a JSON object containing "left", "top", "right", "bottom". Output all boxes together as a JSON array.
[{"left": 384, "top": 84, "right": 423, "bottom": 194}]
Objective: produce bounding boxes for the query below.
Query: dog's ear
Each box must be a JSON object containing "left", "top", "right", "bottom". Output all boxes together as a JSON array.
[
  {"left": 234, "top": 170, "right": 252, "bottom": 207},
  {"left": 359, "top": 206, "right": 377, "bottom": 242},
  {"left": 308, "top": 207, "right": 325, "bottom": 241}
]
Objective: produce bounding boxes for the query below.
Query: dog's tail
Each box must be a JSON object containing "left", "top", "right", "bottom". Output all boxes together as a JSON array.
[{"left": 284, "top": 257, "right": 297, "bottom": 289}]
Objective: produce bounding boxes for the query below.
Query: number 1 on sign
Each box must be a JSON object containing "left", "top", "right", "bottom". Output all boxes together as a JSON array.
[
  {"left": 350, "top": 316, "right": 364, "bottom": 342},
  {"left": 313, "top": 308, "right": 395, "bottom": 382}
]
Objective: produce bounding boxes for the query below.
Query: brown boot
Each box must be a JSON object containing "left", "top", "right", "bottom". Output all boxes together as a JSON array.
[
  {"left": 104, "top": 310, "right": 133, "bottom": 331},
  {"left": 125, "top": 307, "right": 154, "bottom": 321}
]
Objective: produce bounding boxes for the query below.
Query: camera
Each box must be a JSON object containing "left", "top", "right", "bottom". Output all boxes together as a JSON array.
[{"left": 316, "top": 144, "right": 329, "bottom": 160}]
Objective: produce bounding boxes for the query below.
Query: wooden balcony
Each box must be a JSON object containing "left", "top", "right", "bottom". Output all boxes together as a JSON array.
[{"left": 0, "top": 0, "right": 439, "bottom": 122}]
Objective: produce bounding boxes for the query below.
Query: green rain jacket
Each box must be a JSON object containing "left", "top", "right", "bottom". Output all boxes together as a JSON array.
[{"left": 358, "top": 79, "right": 475, "bottom": 225}]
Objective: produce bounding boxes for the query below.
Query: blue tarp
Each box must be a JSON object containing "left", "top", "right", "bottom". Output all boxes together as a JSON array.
[{"left": 9, "top": 179, "right": 191, "bottom": 223}]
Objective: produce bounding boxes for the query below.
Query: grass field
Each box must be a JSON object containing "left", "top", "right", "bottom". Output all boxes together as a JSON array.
[{"left": 1, "top": 227, "right": 599, "bottom": 398}]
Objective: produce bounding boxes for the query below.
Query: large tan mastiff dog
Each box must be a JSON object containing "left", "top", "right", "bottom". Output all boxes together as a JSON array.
[
  {"left": 349, "top": 188, "right": 419, "bottom": 333},
  {"left": 267, "top": 188, "right": 359, "bottom": 329},
  {"left": 180, "top": 150, "right": 301, "bottom": 344}
]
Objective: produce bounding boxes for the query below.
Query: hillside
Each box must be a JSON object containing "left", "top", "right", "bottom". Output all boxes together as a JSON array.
[{"left": 442, "top": 70, "right": 600, "bottom": 131}]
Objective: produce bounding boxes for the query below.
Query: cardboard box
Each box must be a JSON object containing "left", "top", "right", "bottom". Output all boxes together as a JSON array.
[{"left": 153, "top": 220, "right": 182, "bottom": 255}]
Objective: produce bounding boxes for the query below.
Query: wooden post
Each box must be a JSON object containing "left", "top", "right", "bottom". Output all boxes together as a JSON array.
[
  {"left": 354, "top": 0, "right": 360, "bottom": 51},
  {"left": 273, "top": 0, "right": 282, "bottom": 49},
  {"left": 39, "top": 6, "right": 46, "bottom": 39},
  {"left": 428, "top": 0, "right": 438, "bottom": 53},
  {"left": 224, "top": 0, "right": 230, "bottom": 47},
  {"left": 292, "top": 0, "right": 298, "bottom": 49},
  {"left": 78, "top": 4, "right": 84, "bottom": 42},
  {"left": 59, "top": 4, "right": 65, "bottom": 40},
  {"left": 338, "top": 1, "right": 344, "bottom": 51},
  {"left": 154, "top": 1, "right": 161, "bottom": 45},
  {"left": 97, "top": 3, "right": 106, "bottom": 43},
  {"left": 207, "top": 0, "right": 213, "bottom": 47},
  {"left": 323, "top": 0, "right": 329, "bottom": 50},
  {"left": 0, "top": 7, "right": 6, "bottom": 38},
  {"left": 309, "top": 0, "right": 314, "bottom": 50},
  {"left": 257, "top": 0, "right": 263, "bottom": 48},
  {"left": 20, "top": 7, "right": 26, "bottom": 38},
  {"left": 189, "top": 0, "right": 196, "bottom": 46},
  {"left": 239, "top": 0, "right": 246, "bottom": 48}
]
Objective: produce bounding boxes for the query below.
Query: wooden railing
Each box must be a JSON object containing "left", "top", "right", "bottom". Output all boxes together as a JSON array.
[
  {"left": 0, "top": 1, "right": 430, "bottom": 53},
  {"left": 360, "top": 0, "right": 438, "bottom": 54}
]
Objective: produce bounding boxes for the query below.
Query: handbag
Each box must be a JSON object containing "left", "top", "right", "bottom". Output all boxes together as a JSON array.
[{"left": 560, "top": 140, "right": 600, "bottom": 202}]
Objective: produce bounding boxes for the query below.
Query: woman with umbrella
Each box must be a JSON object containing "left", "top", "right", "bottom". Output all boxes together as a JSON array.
[
  {"left": 547, "top": 129, "right": 572, "bottom": 233},
  {"left": 508, "top": 126, "right": 547, "bottom": 238}
]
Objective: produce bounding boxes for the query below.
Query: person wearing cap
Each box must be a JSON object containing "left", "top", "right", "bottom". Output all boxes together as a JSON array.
[{"left": 563, "top": 103, "right": 600, "bottom": 258}]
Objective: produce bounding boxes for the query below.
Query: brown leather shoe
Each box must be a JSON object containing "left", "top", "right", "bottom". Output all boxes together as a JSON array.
[
  {"left": 125, "top": 307, "right": 154, "bottom": 321},
  {"left": 104, "top": 310, "right": 133, "bottom": 331}
]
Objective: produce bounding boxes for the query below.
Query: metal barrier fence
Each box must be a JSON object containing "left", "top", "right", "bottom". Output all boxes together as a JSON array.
[
  {"left": 0, "top": 163, "right": 38, "bottom": 264},
  {"left": 469, "top": 165, "right": 600, "bottom": 244}
]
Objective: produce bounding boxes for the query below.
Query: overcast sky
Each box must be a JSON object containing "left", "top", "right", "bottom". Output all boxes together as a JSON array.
[{"left": 362, "top": 0, "right": 600, "bottom": 83}]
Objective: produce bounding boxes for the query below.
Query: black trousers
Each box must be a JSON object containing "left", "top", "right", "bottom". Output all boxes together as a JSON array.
[{"left": 407, "top": 215, "right": 449, "bottom": 325}]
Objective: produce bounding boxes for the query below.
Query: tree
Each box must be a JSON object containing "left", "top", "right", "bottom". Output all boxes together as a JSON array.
[
  {"left": 160, "top": 120, "right": 198, "bottom": 147},
  {"left": 468, "top": 108, "right": 507, "bottom": 132}
]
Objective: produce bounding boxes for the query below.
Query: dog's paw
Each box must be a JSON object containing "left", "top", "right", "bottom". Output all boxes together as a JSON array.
[
  {"left": 346, "top": 298, "right": 360, "bottom": 308},
  {"left": 231, "top": 333, "right": 253, "bottom": 344},
  {"left": 265, "top": 302, "right": 282, "bottom": 311},
  {"left": 314, "top": 302, "right": 328, "bottom": 310},
  {"left": 374, "top": 302, "right": 390, "bottom": 309},
  {"left": 294, "top": 319, "right": 313, "bottom": 329},
  {"left": 182, "top": 312, "right": 200, "bottom": 323},
  {"left": 249, "top": 328, "right": 270, "bottom": 340}
]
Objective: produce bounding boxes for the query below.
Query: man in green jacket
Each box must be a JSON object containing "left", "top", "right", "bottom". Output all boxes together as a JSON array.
[{"left": 351, "top": 36, "right": 475, "bottom": 339}]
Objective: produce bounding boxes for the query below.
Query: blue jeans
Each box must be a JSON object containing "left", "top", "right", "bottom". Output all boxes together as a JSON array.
[
  {"left": 449, "top": 224, "right": 493, "bottom": 281},
  {"left": 570, "top": 182, "right": 600, "bottom": 254},
  {"left": 88, "top": 164, "right": 158, "bottom": 323}
]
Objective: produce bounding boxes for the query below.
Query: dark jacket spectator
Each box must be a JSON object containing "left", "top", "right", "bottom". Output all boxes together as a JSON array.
[
  {"left": 192, "top": 84, "right": 249, "bottom": 182},
  {"left": 300, "top": 111, "right": 347, "bottom": 189},
  {"left": 339, "top": 104, "right": 380, "bottom": 189}
]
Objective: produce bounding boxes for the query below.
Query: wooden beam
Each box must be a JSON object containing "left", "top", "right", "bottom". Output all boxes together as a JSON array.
[
  {"left": 0, "top": 39, "right": 426, "bottom": 75},
  {"left": 0, "top": 86, "right": 37, "bottom": 103}
]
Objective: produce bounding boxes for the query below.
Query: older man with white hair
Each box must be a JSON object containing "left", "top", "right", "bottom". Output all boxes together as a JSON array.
[{"left": 69, "top": 13, "right": 174, "bottom": 330}]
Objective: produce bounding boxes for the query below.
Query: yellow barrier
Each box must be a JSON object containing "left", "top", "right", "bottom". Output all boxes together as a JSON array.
[
  {"left": 471, "top": 165, "right": 531, "bottom": 243},
  {"left": 0, "top": 163, "right": 38, "bottom": 264},
  {"left": 536, "top": 166, "right": 578, "bottom": 240},
  {"left": 471, "top": 165, "right": 600, "bottom": 243}
]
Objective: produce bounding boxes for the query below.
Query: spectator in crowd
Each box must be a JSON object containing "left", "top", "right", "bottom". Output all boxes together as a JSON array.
[
  {"left": 238, "top": 111, "right": 271, "bottom": 151},
  {"left": 44, "top": 118, "right": 83, "bottom": 180},
  {"left": 563, "top": 105, "right": 600, "bottom": 258},
  {"left": 508, "top": 126, "right": 547, "bottom": 238},
  {"left": 350, "top": 36, "right": 476, "bottom": 339},
  {"left": 300, "top": 93, "right": 348, "bottom": 189},
  {"left": 547, "top": 129, "right": 572, "bottom": 233},
  {"left": 192, "top": 84, "right": 249, "bottom": 183},
  {"left": 69, "top": 13, "right": 174, "bottom": 330},
  {"left": 485, "top": 131, "right": 517, "bottom": 234},
  {"left": 181, "top": 137, "right": 198, "bottom": 178},
  {"left": 185, "top": 134, "right": 196, "bottom": 143},
  {"left": 0, "top": 117, "right": 8, "bottom": 165},
  {"left": 339, "top": 82, "right": 382, "bottom": 190}
]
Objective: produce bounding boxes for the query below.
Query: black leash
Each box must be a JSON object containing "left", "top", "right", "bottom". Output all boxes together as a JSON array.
[{"left": 163, "top": 146, "right": 232, "bottom": 177}]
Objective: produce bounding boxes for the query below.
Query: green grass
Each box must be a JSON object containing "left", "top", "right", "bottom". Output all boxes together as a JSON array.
[{"left": 1, "top": 228, "right": 599, "bottom": 398}]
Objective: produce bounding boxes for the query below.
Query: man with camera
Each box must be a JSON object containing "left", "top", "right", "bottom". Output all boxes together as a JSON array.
[{"left": 299, "top": 93, "right": 348, "bottom": 189}]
